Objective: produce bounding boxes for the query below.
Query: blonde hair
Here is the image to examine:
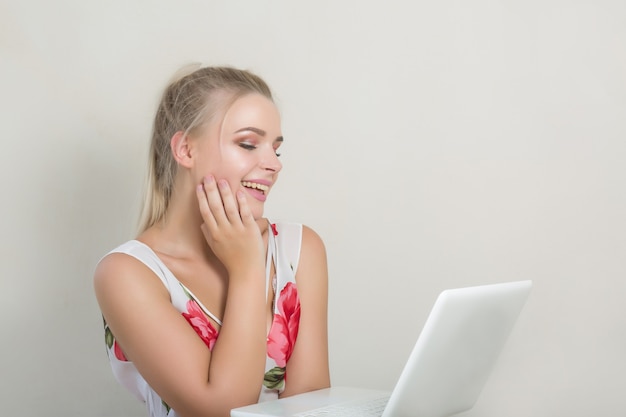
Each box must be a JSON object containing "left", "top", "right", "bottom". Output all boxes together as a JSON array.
[{"left": 138, "top": 65, "right": 273, "bottom": 232}]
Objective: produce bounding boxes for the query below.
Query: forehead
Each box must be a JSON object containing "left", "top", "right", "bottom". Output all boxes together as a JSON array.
[{"left": 220, "top": 93, "right": 281, "bottom": 134}]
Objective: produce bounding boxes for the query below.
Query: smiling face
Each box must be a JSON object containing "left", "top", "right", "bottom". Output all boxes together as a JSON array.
[{"left": 191, "top": 93, "right": 283, "bottom": 219}]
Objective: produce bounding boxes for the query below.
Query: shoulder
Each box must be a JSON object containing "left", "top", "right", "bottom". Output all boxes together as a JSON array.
[
  {"left": 300, "top": 225, "right": 326, "bottom": 259},
  {"left": 94, "top": 250, "right": 146, "bottom": 285},
  {"left": 272, "top": 222, "right": 326, "bottom": 262},
  {"left": 94, "top": 244, "right": 169, "bottom": 310},
  {"left": 94, "top": 241, "right": 149, "bottom": 284},
  {"left": 271, "top": 222, "right": 324, "bottom": 249},
  {"left": 269, "top": 221, "right": 327, "bottom": 281},
  {"left": 294, "top": 224, "right": 328, "bottom": 285}
]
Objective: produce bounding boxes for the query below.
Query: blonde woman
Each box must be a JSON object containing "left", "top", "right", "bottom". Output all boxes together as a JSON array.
[{"left": 94, "top": 66, "right": 330, "bottom": 417}]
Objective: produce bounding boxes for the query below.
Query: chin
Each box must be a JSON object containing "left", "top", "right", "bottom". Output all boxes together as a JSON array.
[{"left": 251, "top": 206, "right": 265, "bottom": 220}]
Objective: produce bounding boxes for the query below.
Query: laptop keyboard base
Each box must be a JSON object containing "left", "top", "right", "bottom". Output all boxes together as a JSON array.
[{"left": 293, "top": 394, "right": 390, "bottom": 417}]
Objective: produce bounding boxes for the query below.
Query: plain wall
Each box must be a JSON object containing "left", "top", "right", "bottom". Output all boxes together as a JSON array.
[{"left": 1, "top": 1, "right": 625, "bottom": 416}]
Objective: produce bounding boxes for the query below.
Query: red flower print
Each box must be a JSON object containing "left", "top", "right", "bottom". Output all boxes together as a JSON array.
[
  {"left": 271, "top": 223, "right": 278, "bottom": 236},
  {"left": 182, "top": 300, "right": 219, "bottom": 351},
  {"left": 267, "top": 282, "right": 300, "bottom": 368},
  {"left": 113, "top": 341, "right": 128, "bottom": 361}
]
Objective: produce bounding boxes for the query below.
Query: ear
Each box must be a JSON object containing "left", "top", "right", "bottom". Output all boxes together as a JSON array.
[{"left": 170, "top": 131, "right": 193, "bottom": 168}]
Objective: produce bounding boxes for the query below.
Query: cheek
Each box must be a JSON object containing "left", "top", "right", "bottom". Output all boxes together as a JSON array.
[
  {"left": 200, "top": 148, "right": 248, "bottom": 179},
  {"left": 217, "top": 159, "right": 249, "bottom": 184}
]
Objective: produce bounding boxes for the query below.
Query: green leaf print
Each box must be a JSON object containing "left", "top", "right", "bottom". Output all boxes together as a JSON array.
[
  {"left": 104, "top": 325, "right": 114, "bottom": 349},
  {"left": 162, "top": 400, "right": 171, "bottom": 413},
  {"left": 263, "top": 366, "right": 286, "bottom": 390}
]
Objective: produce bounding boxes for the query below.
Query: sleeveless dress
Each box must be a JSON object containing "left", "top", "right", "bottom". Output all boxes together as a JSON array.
[{"left": 100, "top": 222, "right": 303, "bottom": 417}]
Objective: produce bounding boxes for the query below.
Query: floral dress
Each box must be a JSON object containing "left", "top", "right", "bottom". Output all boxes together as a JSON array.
[{"left": 101, "top": 222, "right": 303, "bottom": 417}]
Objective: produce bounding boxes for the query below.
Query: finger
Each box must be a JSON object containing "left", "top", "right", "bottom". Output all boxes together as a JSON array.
[
  {"left": 236, "top": 189, "right": 255, "bottom": 226},
  {"left": 196, "top": 182, "right": 218, "bottom": 230},
  {"left": 202, "top": 176, "right": 228, "bottom": 226},
  {"left": 217, "top": 179, "right": 242, "bottom": 224}
]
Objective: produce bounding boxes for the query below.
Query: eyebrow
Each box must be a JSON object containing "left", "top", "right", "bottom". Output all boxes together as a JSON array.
[{"left": 235, "top": 126, "right": 283, "bottom": 142}]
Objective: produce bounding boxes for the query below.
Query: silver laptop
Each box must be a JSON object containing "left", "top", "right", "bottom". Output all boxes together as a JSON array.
[{"left": 231, "top": 280, "right": 532, "bottom": 417}]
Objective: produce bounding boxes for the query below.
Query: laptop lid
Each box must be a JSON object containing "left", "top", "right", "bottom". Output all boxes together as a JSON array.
[
  {"left": 231, "top": 280, "right": 532, "bottom": 417},
  {"left": 382, "top": 280, "right": 532, "bottom": 417}
]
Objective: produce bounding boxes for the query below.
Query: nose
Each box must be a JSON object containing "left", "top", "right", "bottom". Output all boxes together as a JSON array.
[{"left": 261, "top": 147, "right": 282, "bottom": 173}]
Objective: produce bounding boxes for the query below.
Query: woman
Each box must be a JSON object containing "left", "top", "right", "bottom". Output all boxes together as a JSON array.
[{"left": 94, "top": 65, "right": 330, "bottom": 417}]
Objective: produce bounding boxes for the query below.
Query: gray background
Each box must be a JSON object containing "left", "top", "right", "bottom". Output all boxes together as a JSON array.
[{"left": 1, "top": 1, "right": 625, "bottom": 416}]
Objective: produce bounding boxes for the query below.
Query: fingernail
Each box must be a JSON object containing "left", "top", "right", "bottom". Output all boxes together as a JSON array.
[
  {"left": 218, "top": 179, "right": 228, "bottom": 189},
  {"left": 204, "top": 175, "right": 214, "bottom": 184}
]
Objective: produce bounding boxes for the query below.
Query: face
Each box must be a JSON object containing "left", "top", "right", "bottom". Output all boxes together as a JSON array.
[{"left": 192, "top": 93, "right": 283, "bottom": 219}]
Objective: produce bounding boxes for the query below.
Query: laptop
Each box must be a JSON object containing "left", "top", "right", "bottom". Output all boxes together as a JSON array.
[{"left": 231, "top": 280, "right": 532, "bottom": 417}]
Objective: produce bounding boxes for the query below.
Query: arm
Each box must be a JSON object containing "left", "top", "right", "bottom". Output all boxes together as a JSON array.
[
  {"left": 94, "top": 178, "right": 267, "bottom": 417},
  {"left": 280, "top": 225, "right": 331, "bottom": 397}
]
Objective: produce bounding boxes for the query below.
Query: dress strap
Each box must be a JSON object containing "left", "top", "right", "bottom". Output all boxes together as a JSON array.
[
  {"left": 270, "top": 222, "right": 303, "bottom": 302},
  {"left": 179, "top": 282, "right": 223, "bottom": 326},
  {"left": 266, "top": 220, "right": 278, "bottom": 301}
]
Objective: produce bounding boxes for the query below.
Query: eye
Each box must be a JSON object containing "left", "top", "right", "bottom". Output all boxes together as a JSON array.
[{"left": 239, "top": 143, "right": 256, "bottom": 151}]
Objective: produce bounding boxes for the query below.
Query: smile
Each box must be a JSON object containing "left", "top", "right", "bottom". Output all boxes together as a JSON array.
[{"left": 241, "top": 181, "right": 269, "bottom": 194}]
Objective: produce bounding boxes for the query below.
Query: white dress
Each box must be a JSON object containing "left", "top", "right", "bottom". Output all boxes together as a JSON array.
[{"left": 100, "top": 222, "right": 303, "bottom": 417}]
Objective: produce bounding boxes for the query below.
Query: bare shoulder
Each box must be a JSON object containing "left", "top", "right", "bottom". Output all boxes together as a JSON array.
[
  {"left": 296, "top": 225, "right": 328, "bottom": 286},
  {"left": 94, "top": 251, "right": 151, "bottom": 289},
  {"left": 94, "top": 251, "right": 141, "bottom": 281},
  {"left": 300, "top": 225, "right": 327, "bottom": 259},
  {"left": 94, "top": 251, "right": 168, "bottom": 312}
]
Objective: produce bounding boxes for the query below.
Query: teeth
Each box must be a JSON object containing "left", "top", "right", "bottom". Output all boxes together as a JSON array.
[{"left": 241, "top": 181, "right": 269, "bottom": 193}]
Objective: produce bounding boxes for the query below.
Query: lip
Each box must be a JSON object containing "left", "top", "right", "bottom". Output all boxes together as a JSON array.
[
  {"left": 243, "top": 178, "right": 272, "bottom": 186},
  {"left": 243, "top": 187, "right": 267, "bottom": 202},
  {"left": 241, "top": 178, "right": 272, "bottom": 202}
]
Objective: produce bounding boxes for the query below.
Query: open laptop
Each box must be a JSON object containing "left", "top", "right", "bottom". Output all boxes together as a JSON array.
[{"left": 231, "top": 280, "right": 532, "bottom": 417}]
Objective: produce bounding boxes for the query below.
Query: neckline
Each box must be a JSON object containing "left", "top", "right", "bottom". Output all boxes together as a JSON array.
[
  {"left": 128, "top": 240, "right": 223, "bottom": 325},
  {"left": 130, "top": 223, "right": 276, "bottom": 327}
]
